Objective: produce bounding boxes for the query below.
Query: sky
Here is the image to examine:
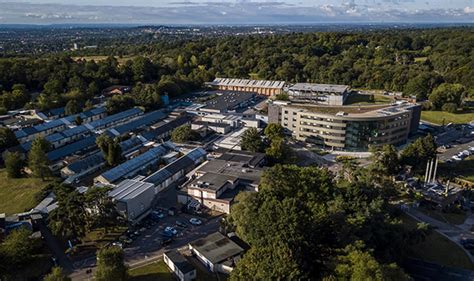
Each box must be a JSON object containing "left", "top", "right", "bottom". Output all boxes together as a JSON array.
[{"left": 0, "top": 0, "right": 473, "bottom": 24}]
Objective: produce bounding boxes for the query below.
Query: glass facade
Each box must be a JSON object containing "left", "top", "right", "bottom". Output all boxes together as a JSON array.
[{"left": 344, "top": 120, "right": 382, "bottom": 150}]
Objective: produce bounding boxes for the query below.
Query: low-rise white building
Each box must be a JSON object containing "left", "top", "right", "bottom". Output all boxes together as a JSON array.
[
  {"left": 164, "top": 250, "right": 196, "bottom": 281},
  {"left": 189, "top": 232, "right": 244, "bottom": 274}
]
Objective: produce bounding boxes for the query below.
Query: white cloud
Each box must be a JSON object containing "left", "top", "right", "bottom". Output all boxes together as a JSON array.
[
  {"left": 0, "top": 1, "right": 472, "bottom": 24},
  {"left": 464, "top": 7, "right": 474, "bottom": 14}
]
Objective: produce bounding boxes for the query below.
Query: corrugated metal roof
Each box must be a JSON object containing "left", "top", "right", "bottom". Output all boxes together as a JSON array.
[
  {"left": 209, "top": 78, "right": 286, "bottom": 89},
  {"left": 108, "top": 179, "right": 154, "bottom": 201}
]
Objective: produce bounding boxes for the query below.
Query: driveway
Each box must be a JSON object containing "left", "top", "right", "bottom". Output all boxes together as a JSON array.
[{"left": 404, "top": 206, "right": 474, "bottom": 264}]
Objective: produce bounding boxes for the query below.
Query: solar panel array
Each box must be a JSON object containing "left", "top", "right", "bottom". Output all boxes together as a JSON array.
[
  {"left": 144, "top": 148, "right": 207, "bottom": 185},
  {"left": 86, "top": 108, "right": 143, "bottom": 130},
  {"left": 99, "top": 144, "right": 169, "bottom": 183},
  {"left": 107, "top": 110, "right": 166, "bottom": 136},
  {"left": 47, "top": 135, "right": 97, "bottom": 162}
]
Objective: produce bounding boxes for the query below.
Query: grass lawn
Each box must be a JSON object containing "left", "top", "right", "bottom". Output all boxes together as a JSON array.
[
  {"left": 129, "top": 258, "right": 224, "bottom": 281},
  {"left": 72, "top": 55, "right": 136, "bottom": 65},
  {"left": 438, "top": 157, "right": 474, "bottom": 183},
  {"left": 421, "top": 109, "right": 474, "bottom": 125},
  {"left": 129, "top": 260, "right": 173, "bottom": 281},
  {"left": 0, "top": 169, "right": 51, "bottom": 215},
  {"left": 418, "top": 205, "right": 467, "bottom": 225},
  {"left": 80, "top": 226, "right": 128, "bottom": 251},
  {"left": 401, "top": 214, "right": 474, "bottom": 270},
  {"left": 414, "top": 57, "right": 428, "bottom": 63},
  {"left": 345, "top": 93, "right": 392, "bottom": 105}
]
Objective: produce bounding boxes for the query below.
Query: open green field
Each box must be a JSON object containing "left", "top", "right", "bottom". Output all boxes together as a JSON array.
[
  {"left": 0, "top": 169, "right": 50, "bottom": 215},
  {"left": 129, "top": 260, "right": 173, "bottom": 281},
  {"left": 345, "top": 94, "right": 392, "bottom": 105},
  {"left": 418, "top": 206, "right": 467, "bottom": 225},
  {"left": 421, "top": 109, "right": 474, "bottom": 125},
  {"left": 439, "top": 157, "right": 474, "bottom": 182},
  {"left": 401, "top": 214, "right": 474, "bottom": 270},
  {"left": 72, "top": 55, "right": 136, "bottom": 65}
]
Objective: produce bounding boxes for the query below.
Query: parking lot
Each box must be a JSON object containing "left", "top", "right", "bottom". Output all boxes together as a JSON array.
[
  {"left": 120, "top": 183, "right": 222, "bottom": 265},
  {"left": 438, "top": 140, "right": 474, "bottom": 162}
]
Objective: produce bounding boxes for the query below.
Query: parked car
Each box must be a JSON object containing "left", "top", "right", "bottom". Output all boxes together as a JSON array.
[
  {"left": 112, "top": 242, "right": 123, "bottom": 248},
  {"left": 452, "top": 156, "right": 462, "bottom": 161},
  {"left": 189, "top": 218, "right": 202, "bottom": 225},
  {"left": 151, "top": 211, "right": 165, "bottom": 220},
  {"left": 164, "top": 226, "right": 178, "bottom": 235},
  {"left": 161, "top": 237, "right": 173, "bottom": 246},
  {"left": 176, "top": 220, "right": 187, "bottom": 228}
]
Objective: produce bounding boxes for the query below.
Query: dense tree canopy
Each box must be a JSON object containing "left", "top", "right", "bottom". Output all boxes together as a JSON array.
[
  {"left": 28, "top": 137, "right": 52, "bottom": 180},
  {"left": 171, "top": 125, "right": 199, "bottom": 143},
  {"left": 0, "top": 28, "right": 472, "bottom": 112},
  {"left": 95, "top": 246, "right": 128, "bottom": 281},
  {"left": 240, "top": 128, "right": 264, "bottom": 153},
  {"left": 229, "top": 164, "right": 416, "bottom": 280}
]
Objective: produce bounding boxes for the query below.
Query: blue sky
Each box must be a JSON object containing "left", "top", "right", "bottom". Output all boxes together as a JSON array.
[{"left": 0, "top": 0, "right": 473, "bottom": 24}]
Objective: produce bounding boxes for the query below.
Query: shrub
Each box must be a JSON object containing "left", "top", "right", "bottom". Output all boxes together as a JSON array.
[{"left": 441, "top": 103, "right": 457, "bottom": 113}]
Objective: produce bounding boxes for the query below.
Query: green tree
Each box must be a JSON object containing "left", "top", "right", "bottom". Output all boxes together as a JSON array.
[
  {"left": 230, "top": 242, "right": 303, "bottom": 281},
  {"left": 96, "top": 134, "right": 112, "bottom": 157},
  {"left": 369, "top": 145, "right": 400, "bottom": 176},
  {"left": 441, "top": 103, "right": 457, "bottom": 113},
  {"left": 83, "top": 100, "right": 94, "bottom": 111},
  {"left": 429, "top": 83, "right": 466, "bottom": 109},
  {"left": 75, "top": 115, "right": 83, "bottom": 125},
  {"left": 4, "top": 151, "right": 24, "bottom": 178},
  {"left": 400, "top": 134, "right": 437, "bottom": 172},
  {"left": 264, "top": 123, "right": 285, "bottom": 140},
  {"left": 65, "top": 99, "right": 81, "bottom": 115},
  {"left": 0, "top": 127, "right": 19, "bottom": 149},
  {"left": 106, "top": 95, "right": 135, "bottom": 114},
  {"left": 171, "top": 125, "right": 198, "bottom": 143},
  {"left": 265, "top": 137, "right": 293, "bottom": 164},
  {"left": 107, "top": 139, "right": 122, "bottom": 166},
  {"left": 84, "top": 187, "right": 120, "bottom": 232},
  {"left": 48, "top": 184, "right": 88, "bottom": 239},
  {"left": 0, "top": 228, "right": 36, "bottom": 266},
  {"left": 28, "top": 138, "right": 51, "bottom": 180},
  {"left": 240, "top": 128, "right": 264, "bottom": 152},
  {"left": 44, "top": 267, "right": 71, "bottom": 281},
  {"left": 335, "top": 243, "right": 410, "bottom": 281},
  {"left": 95, "top": 247, "right": 128, "bottom": 281},
  {"left": 96, "top": 134, "right": 122, "bottom": 166}
]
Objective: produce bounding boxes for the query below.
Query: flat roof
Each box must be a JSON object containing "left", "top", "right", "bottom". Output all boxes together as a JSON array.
[
  {"left": 197, "top": 159, "right": 262, "bottom": 184},
  {"left": 164, "top": 250, "right": 195, "bottom": 274},
  {"left": 189, "top": 172, "right": 238, "bottom": 191},
  {"left": 207, "top": 78, "right": 285, "bottom": 89},
  {"left": 286, "top": 102, "right": 419, "bottom": 118},
  {"left": 190, "top": 232, "right": 244, "bottom": 264},
  {"left": 203, "top": 91, "right": 255, "bottom": 111},
  {"left": 289, "top": 83, "right": 350, "bottom": 94}
]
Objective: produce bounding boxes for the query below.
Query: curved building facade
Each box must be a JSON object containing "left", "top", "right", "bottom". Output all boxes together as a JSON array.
[{"left": 268, "top": 101, "right": 421, "bottom": 151}]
